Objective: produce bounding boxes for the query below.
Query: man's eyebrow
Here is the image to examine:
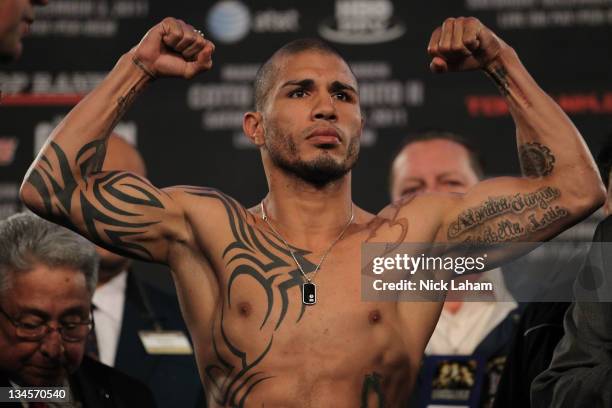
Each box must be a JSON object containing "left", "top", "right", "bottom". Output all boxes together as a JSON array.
[
  {"left": 330, "top": 80, "right": 358, "bottom": 94},
  {"left": 401, "top": 177, "right": 424, "bottom": 183},
  {"left": 15, "top": 308, "right": 49, "bottom": 320},
  {"left": 60, "top": 307, "right": 90, "bottom": 320},
  {"left": 280, "top": 79, "right": 314, "bottom": 89},
  {"left": 437, "top": 172, "right": 464, "bottom": 179}
]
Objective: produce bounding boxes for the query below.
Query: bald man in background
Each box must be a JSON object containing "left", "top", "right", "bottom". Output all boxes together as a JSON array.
[
  {"left": 92, "top": 135, "right": 203, "bottom": 408},
  {"left": 0, "top": 0, "right": 47, "bottom": 63},
  {"left": 390, "top": 131, "right": 520, "bottom": 408}
]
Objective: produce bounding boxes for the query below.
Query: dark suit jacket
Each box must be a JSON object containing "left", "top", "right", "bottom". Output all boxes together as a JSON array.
[
  {"left": 492, "top": 301, "right": 570, "bottom": 408},
  {"left": 531, "top": 216, "right": 612, "bottom": 407},
  {"left": 113, "top": 272, "right": 202, "bottom": 408},
  {"left": 0, "top": 356, "right": 156, "bottom": 408}
]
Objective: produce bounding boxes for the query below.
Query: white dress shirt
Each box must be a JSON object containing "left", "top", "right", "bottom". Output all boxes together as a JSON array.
[
  {"left": 425, "top": 268, "right": 518, "bottom": 355},
  {"left": 92, "top": 270, "right": 127, "bottom": 367}
]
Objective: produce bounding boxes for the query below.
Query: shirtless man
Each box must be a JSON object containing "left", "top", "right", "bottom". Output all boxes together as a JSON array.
[{"left": 20, "top": 16, "right": 605, "bottom": 407}]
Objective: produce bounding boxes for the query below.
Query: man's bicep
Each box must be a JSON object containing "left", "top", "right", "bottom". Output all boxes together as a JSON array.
[
  {"left": 22, "top": 166, "right": 189, "bottom": 264},
  {"left": 438, "top": 176, "right": 578, "bottom": 245}
]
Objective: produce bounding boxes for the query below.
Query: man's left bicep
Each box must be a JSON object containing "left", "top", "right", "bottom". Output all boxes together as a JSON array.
[{"left": 438, "top": 176, "right": 579, "bottom": 245}]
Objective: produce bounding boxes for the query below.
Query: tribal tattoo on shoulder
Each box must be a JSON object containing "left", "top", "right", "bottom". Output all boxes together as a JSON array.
[
  {"left": 26, "top": 75, "right": 156, "bottom": 259},
  {"left": 27, "top": 140, "right": 167, "bottom": 261},
  {"left": 182, "top": 188, "right": 317, "bottom": 407}
]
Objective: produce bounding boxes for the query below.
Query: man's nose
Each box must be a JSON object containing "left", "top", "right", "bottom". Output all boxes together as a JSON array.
[
  {"left": 312, "top": 94, "right": 337, "bottom": 121},
  {"left": 423, "top": 181, "right": 441, "bottom": 194},
  {"left": 39, "top": 329, "right": 64, "bottom": 360}
]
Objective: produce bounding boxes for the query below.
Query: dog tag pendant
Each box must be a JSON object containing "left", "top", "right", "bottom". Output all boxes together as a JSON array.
[{"left": 302, "top": 282, "right": 316, "bottom": 305}]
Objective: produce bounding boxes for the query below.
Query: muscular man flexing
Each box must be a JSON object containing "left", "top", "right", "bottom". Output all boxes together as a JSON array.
[{"left": 20, "top": 17, "right": 605, "bottom": 407}]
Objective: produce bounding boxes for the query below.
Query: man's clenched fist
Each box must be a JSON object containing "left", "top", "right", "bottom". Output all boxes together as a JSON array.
[
  {"left": 130, "top": 17, "right": 215, "bottom": 79},
  {"left": 427, "top": 17, "right": 509, "bottom": 73}
]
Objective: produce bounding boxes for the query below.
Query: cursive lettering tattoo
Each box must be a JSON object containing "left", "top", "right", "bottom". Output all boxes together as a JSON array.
[
  {"left": 460, "top": 207, "right": 568, "bottom": 244},
  {"left": 448, "top": 187, "right": 561, "bottom": 239}
]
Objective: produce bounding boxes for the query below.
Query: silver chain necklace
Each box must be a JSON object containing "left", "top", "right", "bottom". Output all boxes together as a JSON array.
[{"left": 260, "top": 200, "right": 354, "bottom": 305}]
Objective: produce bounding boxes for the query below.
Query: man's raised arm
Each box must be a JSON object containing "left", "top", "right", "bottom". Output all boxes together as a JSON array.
[
  {"left": 20, "top": 18, "right": 215, "bottom": 264},
  {"left": 425, "top": 17, "right": 606, "bottom": 246}
]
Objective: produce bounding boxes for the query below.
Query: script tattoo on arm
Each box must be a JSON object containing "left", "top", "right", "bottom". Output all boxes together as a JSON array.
[
  {"left": 447, "top": 186, "right": 569, "bottom": 244},
  {"left": 518, "top": 142, "right": 556, "bottom": 178},
  {"left": 186, "top": 189, "right": 316, "bottom": 407}
]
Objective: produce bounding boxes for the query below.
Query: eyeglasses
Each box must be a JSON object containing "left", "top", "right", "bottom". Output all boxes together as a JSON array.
[{"left": 0, "top": 305, "right": 94, "bottom": 342}]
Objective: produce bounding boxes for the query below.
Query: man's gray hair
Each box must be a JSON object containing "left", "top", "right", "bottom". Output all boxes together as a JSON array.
[{"left": 0, "top": 212, "right": 99, "bottom": 294}]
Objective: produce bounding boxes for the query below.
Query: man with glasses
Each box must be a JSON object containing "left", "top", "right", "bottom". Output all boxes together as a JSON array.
[{"left": 0, "top": 212, "right": 156, "bottom": 407}]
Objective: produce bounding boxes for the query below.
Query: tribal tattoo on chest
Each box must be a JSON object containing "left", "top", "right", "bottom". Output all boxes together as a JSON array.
[{"left": 183, "top": 188, "right": 319, "bottom": 407}]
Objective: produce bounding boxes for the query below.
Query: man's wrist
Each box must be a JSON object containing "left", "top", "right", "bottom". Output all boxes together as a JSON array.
[
  {"left": 131, "top": 55, "right": 157, "bottom": 80},
  {"left": 482, "top": 46, "right": 518, "bottom": 76},
  {"left": 115, "top": 52, "right": 155, "bottom": 85}
]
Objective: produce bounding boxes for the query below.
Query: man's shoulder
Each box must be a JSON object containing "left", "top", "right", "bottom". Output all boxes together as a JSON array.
[
  {"left": 377, "top": 192, "right": 458, "bottom": 223},
  {"left": 165, "top": 185, "right": 239, "bottom": 206},
  {"left": 165, "top": 185, "right": 249, "bottom": 226}
]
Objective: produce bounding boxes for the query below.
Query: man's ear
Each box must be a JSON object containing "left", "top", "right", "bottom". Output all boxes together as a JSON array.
[{"left": 243, "top": 111, "right": 265, "bottom": 147}]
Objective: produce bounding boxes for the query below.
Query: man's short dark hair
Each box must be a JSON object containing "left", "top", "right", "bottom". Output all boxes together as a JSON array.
[
  {"left": 389, "top": 130, "right": 486, "bottom": 189},
  {"left": 253, "top": 38, "right": 353, "bottom": 112},
  {"left": 597, "top": 134, "right": 612, "bottom": 189}
]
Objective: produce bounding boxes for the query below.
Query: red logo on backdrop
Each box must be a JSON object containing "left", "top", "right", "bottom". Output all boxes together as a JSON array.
[
  {"left": 0, "top": 137, "right": 19, "bottom": 166},
  {"left": 466, "top": 92, "right": 612, "bottom": 117}
]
